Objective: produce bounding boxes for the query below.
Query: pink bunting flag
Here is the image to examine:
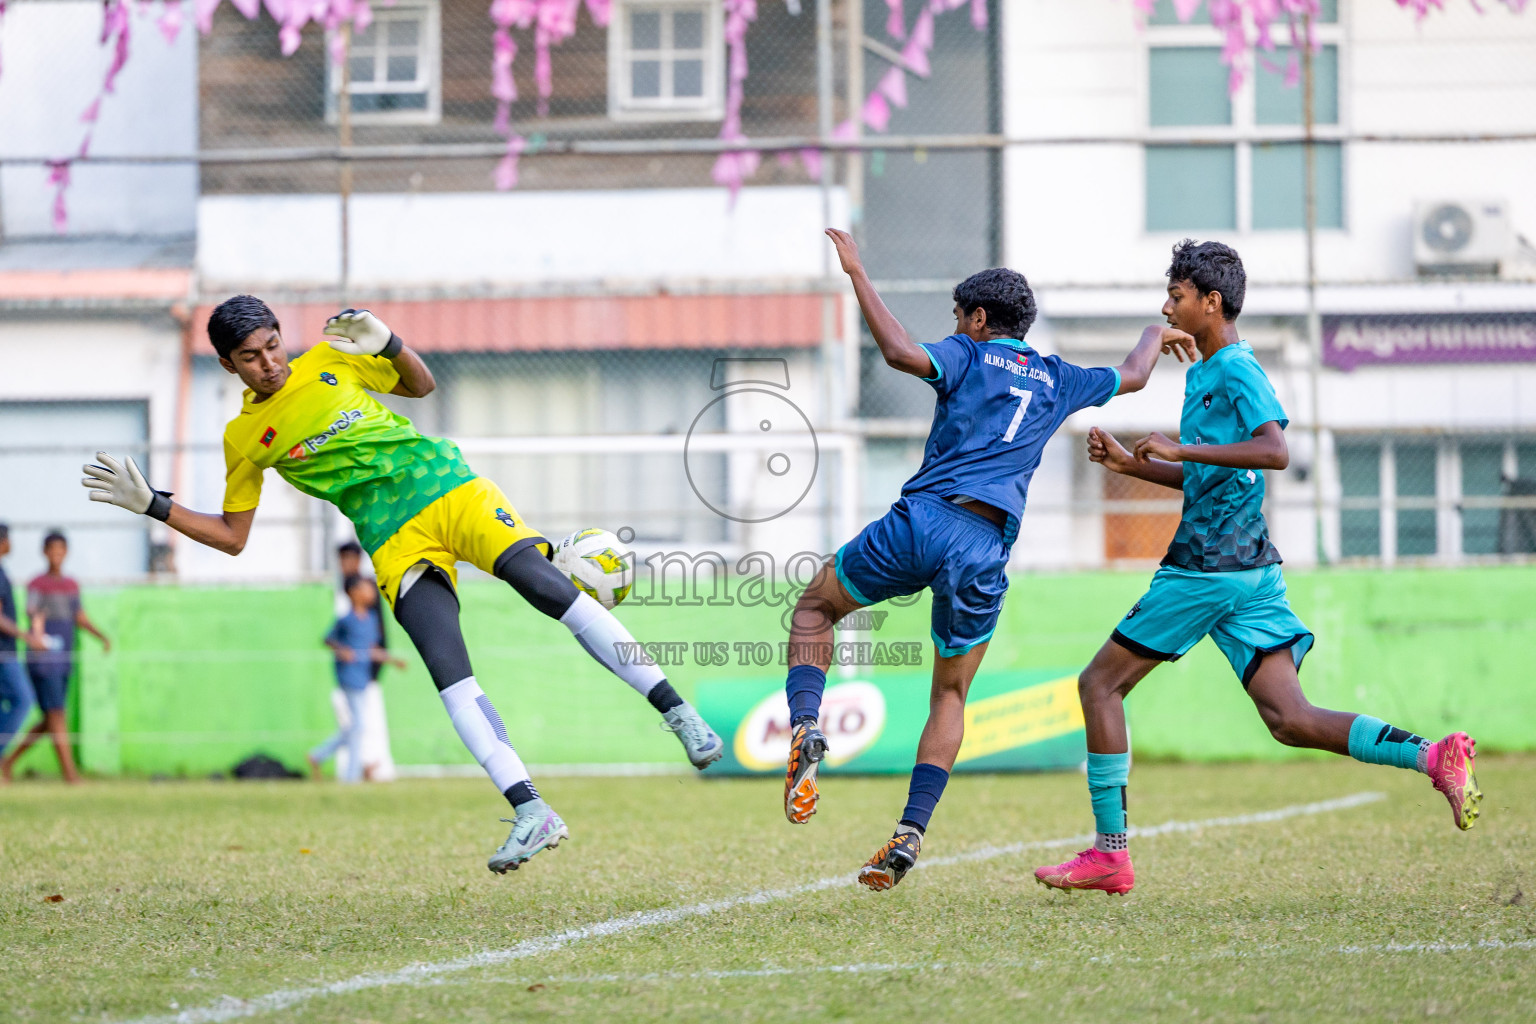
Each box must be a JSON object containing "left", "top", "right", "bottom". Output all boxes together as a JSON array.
[
  {"left": 876, "top": 64, "right": 907, "bottom": 108},
  {"left": 798, "top": 147, "right": 823, "bottom": 180},
  {"left": 861, "top": 91, "right": 891, "bottom": 132},
  {"left": 47, "top": 160, "right": 72, "bottom": 234},
  {"left": 969, "top": 0, "right": 986, "bottom": 30},
  {"left": 492, "top": 27, "right": 518, "bottom": 106},
  {"left": 157, "top": 0, "right": 183, "bottom": 44},
  {"left": 885, "top": 0, "right": 905, "bottom": 39},
  {"left": 909, "top": 6, "right": 934, "bottom": 48},
  {"left": 583, "top": 0, "right": 610, "bottom": 27},
  {"left": 100, "top": 0, "right": 131, "bottom": 94},
  {"left": 710, "top": 148, "right": 762, "bottom": 204},
  {"left": 898, "top": 8, "right": 933, "bottom": 75},
  {"left": 494, "top": 133, "right": 525, "bottom": 189},
  {"left": 194, "top": 0, "right": 221, "bottom": 32}
]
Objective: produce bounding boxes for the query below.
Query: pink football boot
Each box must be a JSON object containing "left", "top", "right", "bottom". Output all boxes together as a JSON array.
[
  {"left": 1034, "top": 847, "right": 1135, "bottom": 895},
  {"left": 1425, "top": 732, "right": 1482, "bottom": 831}
]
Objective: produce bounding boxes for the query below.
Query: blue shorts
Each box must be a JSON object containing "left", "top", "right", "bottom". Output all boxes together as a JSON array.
[
  {"left": 1112, "top": 563, "right": 1313, "bottom": 686},
  {"left": 835, "top": 492, "right": 1008, "bottom": 658},
  {"left": 26, "top": 660, "right": 72, "bottom": 713}
]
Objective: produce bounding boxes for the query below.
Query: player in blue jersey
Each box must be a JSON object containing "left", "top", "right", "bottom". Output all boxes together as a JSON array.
[
  {"left": 780, "top": 229, "right": 1196, "bottom": 891},
  {"left": 1034, "top": 240, "right": 1483, "bottom": 897}
]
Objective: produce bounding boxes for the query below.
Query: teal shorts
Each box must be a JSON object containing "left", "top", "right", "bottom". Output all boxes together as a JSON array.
[{"left": 1111, "top": 563, "right": 1313, "bottom": 687}]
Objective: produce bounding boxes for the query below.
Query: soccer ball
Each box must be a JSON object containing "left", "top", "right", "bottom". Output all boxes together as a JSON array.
[{"left": 551, "top": 528, "right": 634, "bottom": 609}]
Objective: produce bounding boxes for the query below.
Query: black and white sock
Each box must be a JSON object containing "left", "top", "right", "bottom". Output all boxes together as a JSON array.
[
  {"left": 1094, "top": 831, "right": 1129, "bottom": 853},
  {"left": 439, "top": 676, "right": 535, "bottom": 808}
]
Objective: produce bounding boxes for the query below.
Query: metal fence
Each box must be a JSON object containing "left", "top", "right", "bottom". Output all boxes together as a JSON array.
[{"left": 1, "top": 0, "right": 1535, "bottom": 586}]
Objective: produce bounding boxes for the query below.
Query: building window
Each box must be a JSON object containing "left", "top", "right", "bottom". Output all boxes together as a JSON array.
[
  {"left": 1335, "top": 434, "right": 1536, "bottom": 562},
  {"left": 327, "top": 1, "right": 441, "bottom": 125},
  {"left": 1144, "top": 0, "right": 1343, "bottom": 233},
  {"left": 608, "top": 0, "right": 724, "bottom": 121}
]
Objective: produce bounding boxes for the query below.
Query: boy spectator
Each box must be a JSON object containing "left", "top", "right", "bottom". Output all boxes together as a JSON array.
[
  {"left": 0, "top": 524, "right": 46, "bottom": 760},
  {"left": 309, "top": 575, "right": 404, "bottom": 782},
  {"left": 335, "top": 539, "right": 397, "bottom": 781},
  {"left": 1, "top": 531, "right": 110, "bottom": 783}
]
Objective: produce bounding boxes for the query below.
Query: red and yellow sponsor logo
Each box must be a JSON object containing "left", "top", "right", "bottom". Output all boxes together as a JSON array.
[{"left": 735, "top": 681, "right": 886, "bottom": 772}]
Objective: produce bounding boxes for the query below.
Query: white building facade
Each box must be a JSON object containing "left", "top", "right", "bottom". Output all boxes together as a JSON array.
[
  {"left": 1002, "top": 0, "right": 1536, "bottom": 570},
  {"left": 2, "top": 0, "right": 1534, "bottom": 585}
]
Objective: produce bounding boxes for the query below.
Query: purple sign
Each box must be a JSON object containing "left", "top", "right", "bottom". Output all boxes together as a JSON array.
[{"left": 1324, "top": 314, "right": 1536, "bottom": 371}]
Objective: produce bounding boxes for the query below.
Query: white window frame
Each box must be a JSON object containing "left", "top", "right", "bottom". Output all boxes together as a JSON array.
[
  {"left": 1333, "top": 432, "right": 1536, "bottom": 565},
  {"left": 607, "top": 0, "right": 724, "bottom": 122},
  {"left": 326, "top": 0, "right": 442, "bottom": 127},
  {"left": 1142, "top": 13, "right": 1347, "bottom": 235}
]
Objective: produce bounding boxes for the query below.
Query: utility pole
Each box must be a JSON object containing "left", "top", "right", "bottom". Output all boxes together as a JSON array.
[
  {"left": 338, "top": 22, "right": 354, "bottom": 303},
  {"left": 1302, "top": 16, "right": 1327, "bottom": 565}
]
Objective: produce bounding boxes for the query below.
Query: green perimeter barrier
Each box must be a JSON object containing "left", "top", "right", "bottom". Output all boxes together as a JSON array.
[{"left": 4, "top": 565, "right": 1533, "bottom": 778}]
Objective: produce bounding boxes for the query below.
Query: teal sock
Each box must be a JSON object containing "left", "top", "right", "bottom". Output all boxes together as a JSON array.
[
  {"left": 1087, "top": 751, "right": 1131, "bottom": 835},
  {"left": 1348, "top": 715, "right": 1431, "bottom": 773}
]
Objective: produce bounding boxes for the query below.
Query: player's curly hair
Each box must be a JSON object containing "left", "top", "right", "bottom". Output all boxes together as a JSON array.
[
  {"left": 952, "top": 267, "right": 1037, "bottom": 339},
  {"left": 208, "top": 294, "right": 281, "bottom": 360},
  {"left": 1167, "top": 239, "right": 1245, "bottom": 321}
]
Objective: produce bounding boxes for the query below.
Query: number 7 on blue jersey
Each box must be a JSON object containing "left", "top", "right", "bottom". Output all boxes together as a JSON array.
[{"left": 1002, "top": 387, "right": 1034, "bottom": 443}]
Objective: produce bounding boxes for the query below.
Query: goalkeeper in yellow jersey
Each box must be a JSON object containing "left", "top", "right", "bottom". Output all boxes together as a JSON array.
[{"left": 82, "top": 295, "right": 723, "bottom": 873}]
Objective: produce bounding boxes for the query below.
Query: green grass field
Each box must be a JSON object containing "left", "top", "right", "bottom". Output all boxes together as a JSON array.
[{"left": 4, "top": 758, "right": 1534, "bottom": 1023}]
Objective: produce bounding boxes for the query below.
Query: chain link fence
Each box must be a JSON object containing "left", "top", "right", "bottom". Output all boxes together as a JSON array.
[{"left": 1, "top": 0, "right": 1534, "bottom": 586}]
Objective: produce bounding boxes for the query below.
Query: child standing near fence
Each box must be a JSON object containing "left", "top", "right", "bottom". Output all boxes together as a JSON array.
[
  {"left": 0, "top": 531, "right": 109, "bottom": 784},
  {"left": 310, "top": 575, "right": 404, "bottom": 782}
]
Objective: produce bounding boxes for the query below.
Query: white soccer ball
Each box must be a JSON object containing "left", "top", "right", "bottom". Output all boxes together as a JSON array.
[{"left": 551, "top": 528, "right": 634, "bottom": 610}]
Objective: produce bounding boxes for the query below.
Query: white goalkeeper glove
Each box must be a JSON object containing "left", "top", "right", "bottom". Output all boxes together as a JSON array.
[
  {"left": 82, "top": 452, "right": 173, "bottom": 522},
  {"left": 322, "top": 308, "right": 403, "bottom": 358}
]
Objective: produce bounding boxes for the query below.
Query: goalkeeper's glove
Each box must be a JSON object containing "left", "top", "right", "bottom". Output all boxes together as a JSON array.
[
  {"left": 322, "top": 308, "right": 404, "bottom": 358},
  {"left": 82, "top": 452, "right": 173, "bottom": 522}
]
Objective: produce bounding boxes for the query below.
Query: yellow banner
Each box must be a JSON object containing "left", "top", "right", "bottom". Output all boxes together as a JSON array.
[{"left": 955, "top": 674, "right": 1084, "bottom": 764}]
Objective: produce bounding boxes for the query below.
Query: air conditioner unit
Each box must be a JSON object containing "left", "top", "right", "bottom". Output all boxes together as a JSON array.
[{"left": 1413, "top": 199, "right": 1511, "bottom": 275}]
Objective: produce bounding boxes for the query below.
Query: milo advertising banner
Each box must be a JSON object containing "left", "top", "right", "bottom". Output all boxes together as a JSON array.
[{"left": 696, "top": 669, "right": 1087, "bottom": 775}]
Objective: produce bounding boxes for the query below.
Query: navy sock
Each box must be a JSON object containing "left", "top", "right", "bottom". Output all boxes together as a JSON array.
[
  {"left": 786, "top": 664, "right": 827, "bottom": 724},
  {"left": 898, "top": 762, "right": 950, "bottom": 833}
]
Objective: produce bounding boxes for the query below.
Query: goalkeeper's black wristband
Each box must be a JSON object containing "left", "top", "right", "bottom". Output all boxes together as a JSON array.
[
  {"left": 380, "top": 332, "right": 404, "bottom": 359},
  {"left": 145, "top": 490, "right": 174, "bottom": 523}
]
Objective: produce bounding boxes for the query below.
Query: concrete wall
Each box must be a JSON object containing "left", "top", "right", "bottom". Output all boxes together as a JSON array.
[
  {"left": 1001, "top": 0, "right": 1536, "bottom": 286},
  {"left": 197, "top": 187, "right": 851, "bottom": 290}
]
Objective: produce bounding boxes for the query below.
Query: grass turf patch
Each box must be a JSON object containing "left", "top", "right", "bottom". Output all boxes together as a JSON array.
[{"left": 2, "top": 757, "right": 1533, "bottom": 1022}]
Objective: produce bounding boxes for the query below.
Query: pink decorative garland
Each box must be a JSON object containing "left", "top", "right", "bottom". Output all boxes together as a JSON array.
[
  {"left": 489, "top": 0, "right": 612, "bottom": 189},
  {"left": 1137, "top": 0, "right": 1528, "bottom": 93},
  {"left": 3, "top": 0, "right": 1528, "bottom": 230}
]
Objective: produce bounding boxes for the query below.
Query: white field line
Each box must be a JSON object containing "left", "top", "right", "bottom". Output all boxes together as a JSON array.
[
  {"left": 117, "top": 791, "right": 1384, "bottom": 1024},
  {"left": 464, "top": 936, "right": 1536, "bottom": 990}
]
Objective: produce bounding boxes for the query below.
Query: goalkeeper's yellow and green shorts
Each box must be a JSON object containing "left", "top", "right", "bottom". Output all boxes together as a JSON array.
[{"left": 371, "top": 476, "right": 548, "bottom": 609}]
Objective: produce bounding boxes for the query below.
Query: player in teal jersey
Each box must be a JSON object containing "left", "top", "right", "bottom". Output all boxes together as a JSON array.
[{"left": 1035, "top": 241, "right": 1483, "bottom": 896}]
